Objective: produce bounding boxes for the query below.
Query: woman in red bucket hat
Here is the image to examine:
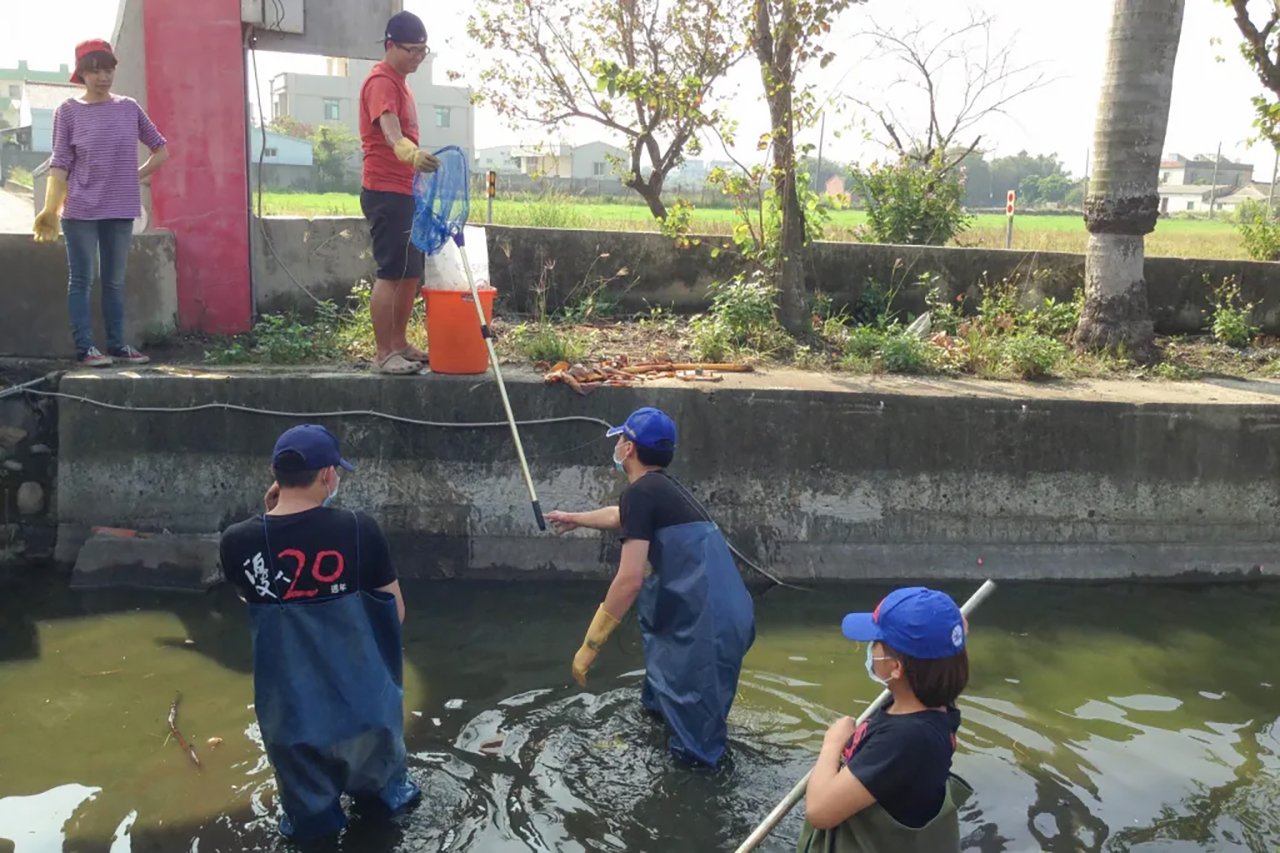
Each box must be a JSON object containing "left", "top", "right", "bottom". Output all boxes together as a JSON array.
[{"left": 31, "top": 38, "right": 170, "bottom": 368}]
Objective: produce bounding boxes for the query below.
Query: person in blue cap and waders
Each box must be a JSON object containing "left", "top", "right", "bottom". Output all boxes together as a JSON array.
[
  {"left": 219, "top": 425, "right": 419, "bottom": 840},
  {"left": 546, "top": 407, "right": 756, "bottom": 768},
  {"left": 797, "top": 587, "right": 973, "bottom": 852}
]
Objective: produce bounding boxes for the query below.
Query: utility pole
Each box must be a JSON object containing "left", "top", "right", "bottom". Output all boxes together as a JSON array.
[
  {"left": 814, "top": 112, "right": 826, "bottom": 193},
  {"left": 1208, "top": 141, "right": 1222, "bottom": 219},
  {"left": 1270, "top": 147, "right": 1278, "bottom": 214}
]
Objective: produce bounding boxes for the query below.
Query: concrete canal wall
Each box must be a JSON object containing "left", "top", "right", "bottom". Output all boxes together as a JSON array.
[{"left": 29, "top": 368, "right": 1280, "bottom": 584}]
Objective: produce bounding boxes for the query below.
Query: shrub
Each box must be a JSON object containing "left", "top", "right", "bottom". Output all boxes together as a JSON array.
[
  {"left": 1002, "top": 332, "right": 1067, "bottom": 379},
  {"left": 509, "top": 322, "right": 587, "bottom": 363},
  {"left": 1209, "top": 276, "right": 1259, "bottom": 348},
  {"left": 878, "top": 329, "right": 936, "bottom": 374},
  {"left": 849, "top": 156, "right": 972, "bottom": 246},
  {"left": 1237, "top": 200, "right": 1280, "bottom": 262}
]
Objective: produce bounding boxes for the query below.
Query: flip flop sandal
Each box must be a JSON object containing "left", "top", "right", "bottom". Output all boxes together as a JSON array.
[{"left": 376, "top": 353, "right": 423, "bottom": 375}]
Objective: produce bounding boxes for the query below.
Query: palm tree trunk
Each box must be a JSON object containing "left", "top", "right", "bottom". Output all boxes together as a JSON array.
[{"left": 1074, "top": 0, "right": 1185, "bottom": 361}]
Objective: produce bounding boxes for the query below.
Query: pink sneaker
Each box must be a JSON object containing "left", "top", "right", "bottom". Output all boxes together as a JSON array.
[
  {"left": 78, "top": 347, "right": 113, "bottom": 368},
  {"left": 110, "top": 345, "right": 151, "bottom": 365}
]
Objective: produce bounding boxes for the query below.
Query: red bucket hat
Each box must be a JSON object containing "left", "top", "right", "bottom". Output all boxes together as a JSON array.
[{"left": 71, "top": 39, "right": 115, "bottom": 84}]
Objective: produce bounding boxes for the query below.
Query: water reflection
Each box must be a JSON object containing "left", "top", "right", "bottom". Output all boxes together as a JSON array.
[{"left": 0, "top": 580, "right": 1277, "bottom": 852}]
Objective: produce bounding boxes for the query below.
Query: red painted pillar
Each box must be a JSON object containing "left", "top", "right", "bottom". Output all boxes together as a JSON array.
[{"left": 142, "top": 0, "right": 252, "bottom": 333}]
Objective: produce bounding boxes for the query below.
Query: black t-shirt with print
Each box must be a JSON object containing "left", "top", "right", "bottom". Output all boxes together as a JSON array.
[
  {"left": 619, "top": 470, "right": 707, "bottom": 542},
  {"left": 842, "top": 702, "right": 961, "bottom": 828},
  {"left": 219, "top": 507, "right": 397, "bottom": 604}
]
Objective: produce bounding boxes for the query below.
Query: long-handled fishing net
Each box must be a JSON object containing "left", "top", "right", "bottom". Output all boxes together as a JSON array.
[{"left": 412, "top": 145, "right": 546, "bottom": 531}]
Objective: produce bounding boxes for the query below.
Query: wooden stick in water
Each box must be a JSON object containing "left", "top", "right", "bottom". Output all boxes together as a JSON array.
[{"left": 168, "top": 692, "right": 201, "bottom": 769}]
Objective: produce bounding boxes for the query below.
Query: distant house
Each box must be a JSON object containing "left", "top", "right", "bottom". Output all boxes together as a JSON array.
[
  {"left": 249, "top": 129, "right": 315, "bottom": 191},
  {"left": 1159, "top": 153, "right": 1253, "bottom": 188},
  {"left": 1156, "top": 152, "right": 1260, "bottom": 215},
  {"left": 825, "top": 175, "right": 846, "bottom": 198},
  {"left": 501, "top": 141, "right": 630, "bottom": 179},
  {"left": 270, "top": 57, "right": 474, "bottom": 158},
  {"left": 1215, "top": 181, "right": 1273, "bottom": 213},
  {"left": 1157, "top": 183, "right": 1231, "bottom": 214},
  {"left": 19, "top": 81, "right": 81, "bottom": 153},
  {"left": 475, "top": 145, "right": 519, "bottom": 175},
  {"left": 570, "top": 141, "right": 628, "bottom": 180},
  {"left": 0, "top": 60, "right": 73, "bottom": 133}
]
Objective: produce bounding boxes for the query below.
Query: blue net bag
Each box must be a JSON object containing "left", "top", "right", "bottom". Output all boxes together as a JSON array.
[{"left": 411, "top": 145, "right": 471, "bottom": 256}]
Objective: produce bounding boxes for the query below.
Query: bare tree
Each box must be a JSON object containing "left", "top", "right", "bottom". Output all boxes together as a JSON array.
[
  {"left": 1222, "top": 0, "right": 1280, "bottom": 146},
  {"left": 1074, "top": 0, "right": 1185, "bottom": 358},
  {"left": 849, "top": 14, "right": 1048, "bottom": 178},
  {"left": 751, "top": 0, "right": 864, "bottom": 334},
  {"left": 466, "top": 0, "right": 746, "bottom": 221}
]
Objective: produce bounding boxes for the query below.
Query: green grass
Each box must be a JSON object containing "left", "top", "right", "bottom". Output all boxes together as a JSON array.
[
  {"left": 257, "top": 192, "right": 1249, "bottom": 259},
  {"left": 8, "top": 167, "right": 33, "bottom": 189}
]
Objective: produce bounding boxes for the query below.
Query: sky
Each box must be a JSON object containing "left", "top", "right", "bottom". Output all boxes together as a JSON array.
[{"left": 2, "top": 0, "right": 1273, "bottom": 181}]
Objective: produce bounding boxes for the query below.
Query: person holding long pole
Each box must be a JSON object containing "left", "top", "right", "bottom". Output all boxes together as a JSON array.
[
  {"left": 546, "top": 407, "right": 755, "bottom": 768},
  {"left": 796, "top": 587, "right": 974, "bottom": 852}
]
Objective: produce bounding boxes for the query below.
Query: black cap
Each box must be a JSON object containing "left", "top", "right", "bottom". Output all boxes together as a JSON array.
[{"left": 385, "top": 11, "right": 427, "bottom": 44}]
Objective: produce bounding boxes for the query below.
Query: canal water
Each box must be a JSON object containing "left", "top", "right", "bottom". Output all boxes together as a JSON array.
[{"left": 0, "top": 577, "right": 1277, "bottom": 852}]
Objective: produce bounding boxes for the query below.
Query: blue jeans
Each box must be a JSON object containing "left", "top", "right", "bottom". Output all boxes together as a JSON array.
[{"left": 62, "top": 218, "right": 134, "bottom": 355}]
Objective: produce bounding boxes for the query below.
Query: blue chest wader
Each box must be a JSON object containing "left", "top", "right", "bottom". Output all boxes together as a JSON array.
[
  {"left": 251, "top": 512, "right": 420, "bottom": 840},
  {"left": 637, "top": 518, "right": 756, "bottom": 767}
]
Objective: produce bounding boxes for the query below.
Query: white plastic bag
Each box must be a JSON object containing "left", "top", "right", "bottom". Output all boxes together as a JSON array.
[{"left": 423, "top": 225, "right": 491, "bottom": 291}]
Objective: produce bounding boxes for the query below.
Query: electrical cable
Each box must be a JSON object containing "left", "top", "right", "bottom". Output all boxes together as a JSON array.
[
  {"left": 19, "top": 386, "right": 801, "bottom": 588},
  {"left": 0, "top": 375, "right": 51, "bottom": 401},
  {"left": 248, "top": 28, "right": 325, "bottom": 307},
  {"left": 19, "top": 387, "right": 611, "bottom": 430}
]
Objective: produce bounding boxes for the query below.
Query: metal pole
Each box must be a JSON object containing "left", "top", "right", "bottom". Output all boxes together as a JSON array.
[
  {"left": 1269, "top": 148, "right": 1277, "bottom": 214},
  {"left": 487, "top": 170, "right": 495, "bottom": 224},
  {"left": 1005, "top": 214, "right": 1013, "bottom": 249},
  {"left": 1209, "top": 142, "right": 1222, "bottom": 219},
  {"left": 815, "top": 112, "right": 826, "bottom": 193},
  {"left": 733, "top": 579, "right": 999, "bottom": 853},
  {"left": 454, "top": 231, "right": 545, "bottom": 531}
]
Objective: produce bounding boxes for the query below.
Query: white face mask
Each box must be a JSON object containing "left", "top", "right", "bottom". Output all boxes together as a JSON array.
[
  {"left": 323, "top": 471, "right": 340, "bottom": 507},
  {"left": 612, "top": 444, "right": 626, "bottom": 472},
  {"left": 865, "top": 644, "right": 895, "bottom": 687}
]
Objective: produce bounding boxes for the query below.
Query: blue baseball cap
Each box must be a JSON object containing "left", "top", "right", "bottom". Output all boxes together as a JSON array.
[
  {"left": 606, "top": 407, "right": 677, "bottom": 450},
  {"left": 841, "top": 587, "right": 965, "bottom": 660},
  {"left": 271, "top": 425, "right": 355, "bottom": 473},
  {"left": 384, "top": 11, "right": 427, "bottom": 44}
]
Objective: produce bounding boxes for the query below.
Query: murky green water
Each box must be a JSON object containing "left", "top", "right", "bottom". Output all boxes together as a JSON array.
[{"left": 0, "top": 577, "right": 1277, "bottom": 852}]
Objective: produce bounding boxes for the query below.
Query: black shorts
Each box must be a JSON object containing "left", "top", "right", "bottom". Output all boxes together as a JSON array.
[{"left": 360, "top": 189, "right": 424, "bottom": 281}]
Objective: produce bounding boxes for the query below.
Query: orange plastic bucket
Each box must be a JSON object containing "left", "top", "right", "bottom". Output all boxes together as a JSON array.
[{"left": 422, "top": 287, "right": 496, "bottom": 374}]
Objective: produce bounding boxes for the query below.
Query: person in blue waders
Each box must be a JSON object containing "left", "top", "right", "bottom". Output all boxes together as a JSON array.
[
  {"left": 546, "top": 407, "right": 756, "bottom": 767},
  {"left": 219, "top": 425, "right": 420, "bottom": 840}
]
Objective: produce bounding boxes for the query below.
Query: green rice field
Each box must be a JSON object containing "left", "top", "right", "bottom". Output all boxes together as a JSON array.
[{"left": 258, "top": 192, "right": 1249, "bottom": 260}]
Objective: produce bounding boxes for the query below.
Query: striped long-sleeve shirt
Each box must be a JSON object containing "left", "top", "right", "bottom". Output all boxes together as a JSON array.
[{"left": 50, "top": 95, "right": 167, "bottom": 221}]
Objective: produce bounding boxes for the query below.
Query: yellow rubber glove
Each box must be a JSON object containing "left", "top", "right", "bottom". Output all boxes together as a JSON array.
[
  {"left": 33, "top": 172, "right": 68, "bottom": 243},
  {"left": 572, "top": 603, "right": 621, "bottom": 687},
  {"left": 392, "top": 137, "right": 438, "bottom": 173}
]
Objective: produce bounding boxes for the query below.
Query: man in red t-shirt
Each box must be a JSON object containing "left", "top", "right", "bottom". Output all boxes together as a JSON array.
[{"left": 359, "top": 11, "right": 438, "bottom": 375}]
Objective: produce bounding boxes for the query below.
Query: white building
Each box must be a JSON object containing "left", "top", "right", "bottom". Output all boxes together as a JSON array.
[
  {"left": 485, "top": 141, "right": 629, "bottom": 179},
  {"left": 0, "top": 60, "right": 73, "bottom": 135},
  {"left": 248, "top": 128, "right": 316, "bottom": 191},
  {"left": 475, "top": 145, "right": 519, "bottom": 175},
  {"left": 1159, "top": 154, "right": 1254, "bottom": 188},
  {"left": 19, "top": 82, "right": 82, "bottom": 153},
  {"left": 270, "top": 57, "right": 473, "bottom": 156}
]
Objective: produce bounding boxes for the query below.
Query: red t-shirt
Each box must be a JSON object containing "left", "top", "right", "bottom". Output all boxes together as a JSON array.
[{"left": 360, "top": 61, "right": 419, "bottom": 195}]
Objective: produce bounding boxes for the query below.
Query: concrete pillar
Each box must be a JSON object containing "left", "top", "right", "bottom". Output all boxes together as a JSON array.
[{"left": 124, "top": 0, "right": 253, "bottom": 333}]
